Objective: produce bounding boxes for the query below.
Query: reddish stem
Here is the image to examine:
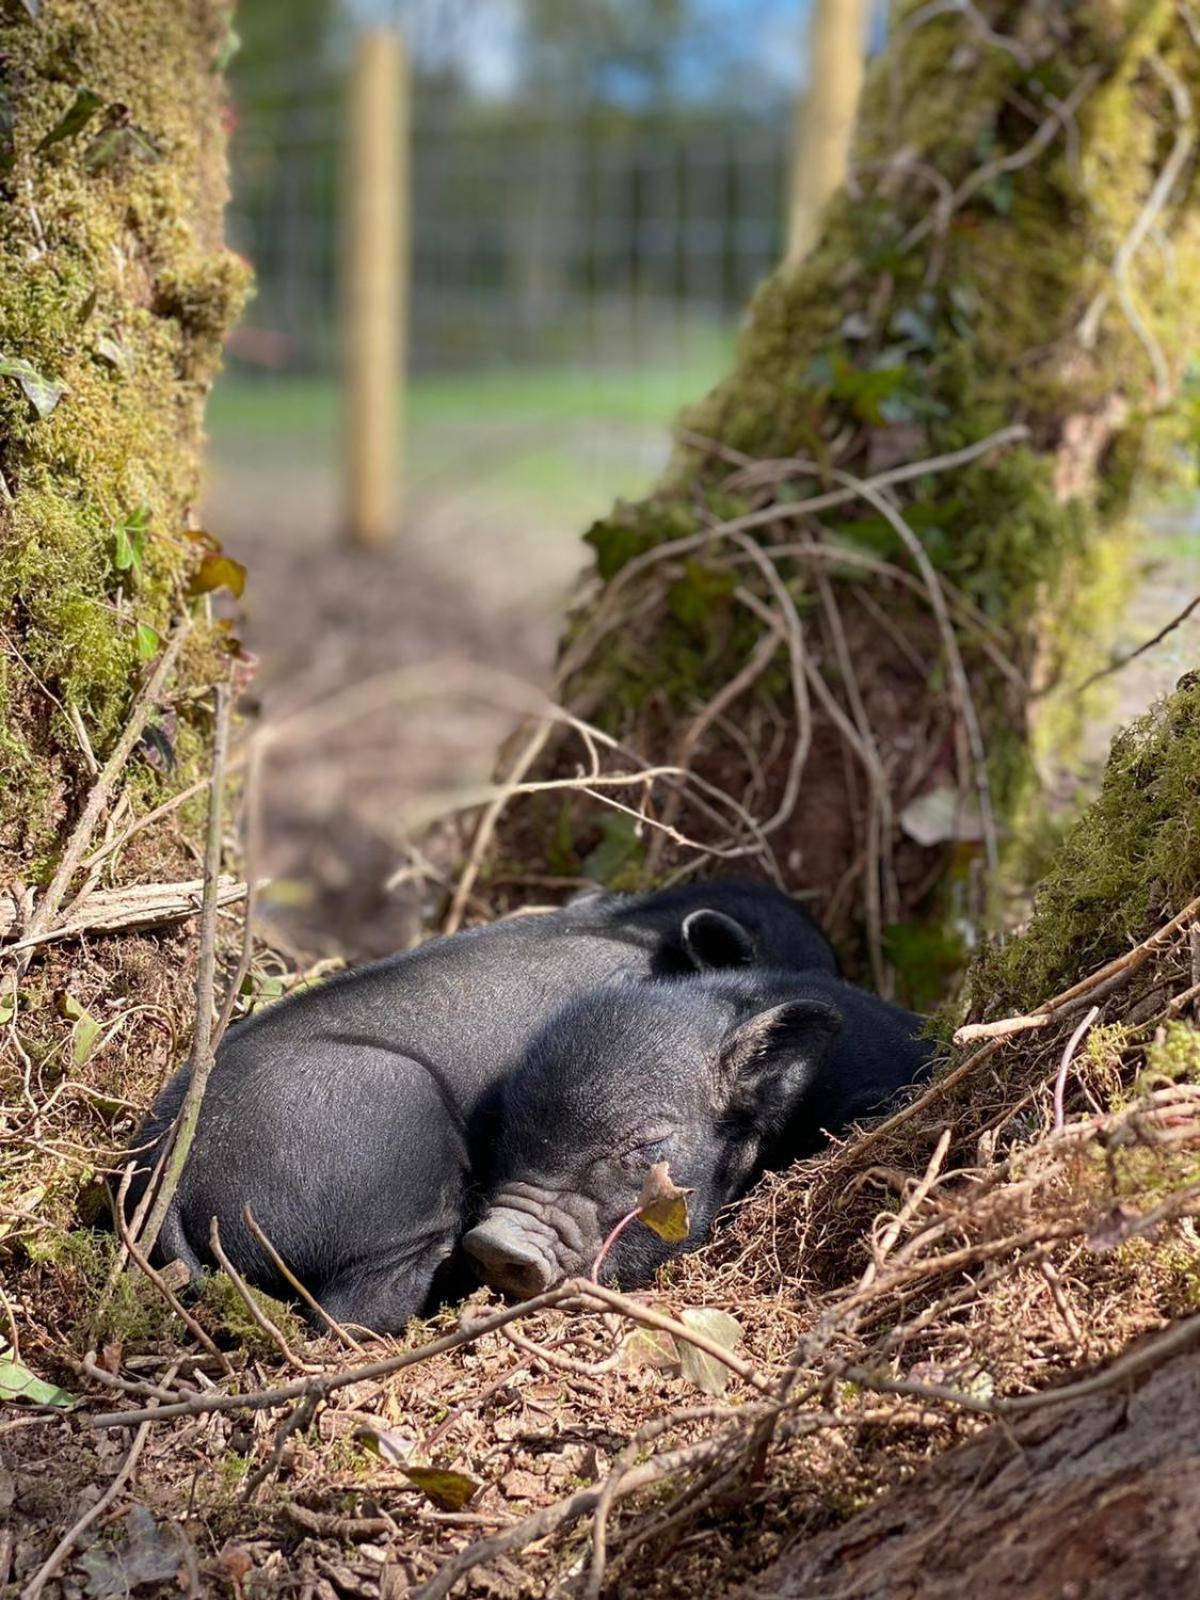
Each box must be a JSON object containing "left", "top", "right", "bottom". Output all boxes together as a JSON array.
[{"left": 591, "top": 1206, "right": 641, "bottom": 1283}]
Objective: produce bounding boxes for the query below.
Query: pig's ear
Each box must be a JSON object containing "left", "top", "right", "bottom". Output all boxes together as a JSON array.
[
  {"left": 717, "top": 998, "right": 841, "bottom": 1127},
  {"left": 681, "top": 909, "right": 756, "bottom": 971}
]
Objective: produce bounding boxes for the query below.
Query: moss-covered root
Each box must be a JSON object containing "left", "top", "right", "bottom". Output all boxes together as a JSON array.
[
  {"left": 969, "top": 676, "right": 1200, "bottom": 1015},
  {"left": 0, "top": 1, "right": 249, "bottom": 867},
  {"left": 507, "top": 2, "right": 1200, "bottom": 961}
]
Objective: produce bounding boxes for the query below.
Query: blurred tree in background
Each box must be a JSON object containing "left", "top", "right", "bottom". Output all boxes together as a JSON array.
[{"left": 488, "top": 0, "right": 1200, "bottom": 1006}]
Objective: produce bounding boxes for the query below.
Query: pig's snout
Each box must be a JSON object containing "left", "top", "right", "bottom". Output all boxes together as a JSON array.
[{"left": 463, "top": 1214, "right": 557, "bottom": 1299}]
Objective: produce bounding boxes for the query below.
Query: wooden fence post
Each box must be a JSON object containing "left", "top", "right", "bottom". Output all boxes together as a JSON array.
[
  {"left": 786, "top": 0, "right": 870, "bottom": 266},
  {"left": 344, "top": 27, "right": 408, "bottom": 548}
]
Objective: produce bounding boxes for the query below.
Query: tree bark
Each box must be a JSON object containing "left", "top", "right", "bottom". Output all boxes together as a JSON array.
[
  {"left": 487, "top": 2, "right": 1200, "bottom": 998},
  {"left": 0, "top": 0, "right": 248, "bottom": 878},
  {"left": 736, "top": 1349, "right": 1200, "bottom": 1600}
]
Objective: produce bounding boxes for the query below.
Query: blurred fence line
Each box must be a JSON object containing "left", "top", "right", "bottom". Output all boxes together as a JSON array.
[{"left": 226, "top": 61, "right": 791, "bottom": 377}]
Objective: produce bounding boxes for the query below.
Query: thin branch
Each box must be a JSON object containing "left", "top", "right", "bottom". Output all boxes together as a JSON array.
[
  {"left": 208, "top": 1217, "right": 316, "bottom": 1374},
  {"left": 114, "top": 1188, "right": 232, "bottom": 1374},
  {"left": 242, "top": 1205, "right": 366, "bottom": 1356},
  {"left": 727, "top": 533, "right": 813, "bottom": 838},
  {"left": 1053, "top": 1005, "right": 1101, "bottom": 1132},
  {"left": 91, "top": 1283, "right": 587, "bottom": 1427},
  {"left": 8, "top": 620, "right": 190, "bottom": 979},
  {"left": 820, "top": 462, "right": 1000, "bottom": 883},
  {"left": 22, "top": 1368, "right": 180, "bottom": 1600},
  {"left": 135, "top": 682, "right": 232, "bottom": 1260},
  {"left": 901, "top": 67, "right": 1101, "bottom": 252},
  {"left": 214, "top": 734, "right": 265, "bottom": 1047},
  {"left": 955, "top": 893, "right": 1200, "bottom": 1045},
  {"left": 1079, "top": 55, "right": 1195, "bottom": 404},
  {"left": 557, "top": 427, "right": 1030, "bottom": 686},
  {"left": 409, "top": 1436, "right": 727, "bottom": 1600},
  {"left": 1071, "top": 592, "right": 1200, "bottom": 696}
]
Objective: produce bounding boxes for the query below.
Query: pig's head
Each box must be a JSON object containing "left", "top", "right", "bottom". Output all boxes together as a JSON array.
[{"left": 462, "top": 972, "right": 841, "bottom": 1297}]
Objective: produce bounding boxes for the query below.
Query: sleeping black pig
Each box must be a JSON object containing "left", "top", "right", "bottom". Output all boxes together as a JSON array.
[
  {"left": 462, "top": 968, "right": 932, "bottom": 1297},
  {"left": 124, "top": 881, "right": 837, "bottom": 1333}
]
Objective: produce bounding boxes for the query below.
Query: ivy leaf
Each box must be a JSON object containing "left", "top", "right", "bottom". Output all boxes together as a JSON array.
[
  {"left": 83, "top": 117, "right": 160, "bottom": 174},
  {"left": 0, "top": 353, "right": 67, "bottom": 419},
  {"left": 582, "top": 811, "right": 642, "bottom": 887},
  {"left": 55, "top": 991, "right": 102, "bottom": 1066},
  {"left": 637, "top": 1161, "right": 692, "bottom": 1244},
  {"left": 189, "top": 552, "right": 246, "bottom": 600},
  {"left": 675, "top": 1308, "right": 743, "bottom": 1397},
  {"left": 216, "top": 24, "right": 242, "bottom": 71},
  {"left": 135, "top": 621, "right": 160, "bottom": 662},
  {"left": 112, "top": 505, "right": 148, "bottom": 574},
  {"left": 401, "top": 1466, "right": 480, "bottom": 1511},
  {"left": 113, "top": 523, "right": 135, "bottom": 570},
  {"left": 0, "top": 1341, "right": 73, "bottom": 1408},
  {"left": 37, "top": 86, "right": 104, "bottom": 152},
  {"left": 0, "top": 999, "right": 13, "bottom": 1025}
]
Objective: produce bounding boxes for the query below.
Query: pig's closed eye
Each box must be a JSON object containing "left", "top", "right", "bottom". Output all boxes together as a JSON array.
[{"left": 621, "top": 1135, "right": 672, "bottom": 1169}]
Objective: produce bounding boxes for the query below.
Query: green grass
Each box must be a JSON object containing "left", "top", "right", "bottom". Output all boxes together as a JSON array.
[
  {"left": 206, "top": 337, "right": 735, "bottom": 530},
  {"left": 208, "top": 335, "right": 733, "bottom": 446}
]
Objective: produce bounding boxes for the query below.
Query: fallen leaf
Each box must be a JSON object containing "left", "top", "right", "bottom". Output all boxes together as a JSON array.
[
  {"left": 0, "top": 1340, "right": 73, "bottom": 1407},
  {"left": 79, "top": 1506, "right": 184, "bottom": 1598},
  {"left": 0, "top": 352, "right": 67, "bottom": 419},
  {"left": 189, "top": 551, "right": 246, "bottom": 599},
  {"left": 675, "top": 1308, "right": 743, "bottom": 1397},
  {"left": 182, "top": 527, "right": 224, "bottom": 553},
  {"left": 620, "top": 1325, "right": 679, "bottom": 1373},
  {"left": 219, "top": 1545, "right": 253, "bottom": 1583},
  {"left": 637, "top": 1161, "right": 693, "bottom": 1244},
  {"left": 498, "top": 1467, "right": 543, "bottom": 1501},
  {"left": 95, "top": 334, "right": 127, "bottom": 371},
  {"left": 401, "top": 1465, "right": 480, "bottom": 1511},
  {"left": 899, "top": 786, "right": 984, "bottom": 848},
  {"left": 357, "top": 1424, "right": 415, "bottom": 1466},
  {"left": 0, "top": 1182, "right": 45, "bottom": 1241}
]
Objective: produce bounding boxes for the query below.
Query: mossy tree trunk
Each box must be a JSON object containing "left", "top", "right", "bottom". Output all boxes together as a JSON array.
[
  {"left": 489, "top": 1, "right": 1200, "bottom": 1002},
  {"left": 0, "top": 2, "right": 247, "bottom": 879}
]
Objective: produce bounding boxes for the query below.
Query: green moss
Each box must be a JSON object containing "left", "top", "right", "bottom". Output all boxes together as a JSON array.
[
  {"left": 24, "top": 1228, "right": 178, "bottom": 1348},
  {"left": 0, "top": 0, "right": 250, "bottom": 863},
  {"left": 195, "top": 1270, "right": 308, "bottom": 1359},
  {"left": 1140, "top": 1020, "right": 1200, "bottom": 1089},
  {"left": 542, "top": 3, "right": 1200, "bottom": 972},
  {"left": 973, "top": 681, "right": 1200, "bottom": 1011}
]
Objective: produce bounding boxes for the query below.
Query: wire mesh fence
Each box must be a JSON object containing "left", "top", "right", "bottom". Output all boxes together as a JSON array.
[{"left": 226, "top": 60, "right": 791, "bottom": 376}]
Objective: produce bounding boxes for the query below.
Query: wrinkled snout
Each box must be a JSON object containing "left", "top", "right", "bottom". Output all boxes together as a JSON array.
[{"left": 462, "top": 1213, "right": 557, "bottom": 1299}]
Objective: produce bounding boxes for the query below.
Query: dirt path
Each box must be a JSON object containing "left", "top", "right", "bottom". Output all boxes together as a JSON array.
[{"left": 203, "top": 418, "right": 652, "bottom": 958}]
